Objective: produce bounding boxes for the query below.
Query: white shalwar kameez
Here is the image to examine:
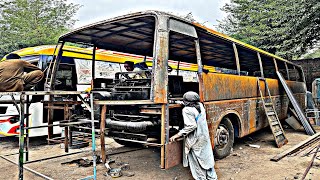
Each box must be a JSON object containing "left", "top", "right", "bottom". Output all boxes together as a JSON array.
[{"left": 178, "top": 103, "right": 218, "bottom": 180}]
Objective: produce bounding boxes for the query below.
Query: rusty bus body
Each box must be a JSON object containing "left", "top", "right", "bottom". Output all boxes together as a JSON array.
[{"left": 47, "top": 11, "right": 306, "bottom": 169}]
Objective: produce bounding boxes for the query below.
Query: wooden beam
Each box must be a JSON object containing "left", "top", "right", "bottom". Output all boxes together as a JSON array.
[{"left": 271, "top": 132, "right": 320, "bottom": 162}]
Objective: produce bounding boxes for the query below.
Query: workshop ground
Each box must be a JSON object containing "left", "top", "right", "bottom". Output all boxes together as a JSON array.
[{"left": 0, "top": 127, "right": 319, "bottom": 180}]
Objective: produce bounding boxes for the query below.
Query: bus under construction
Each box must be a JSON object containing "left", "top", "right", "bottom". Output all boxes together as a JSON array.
[{"left": 43, "top": 11, "right": 312, "bottom": 169}]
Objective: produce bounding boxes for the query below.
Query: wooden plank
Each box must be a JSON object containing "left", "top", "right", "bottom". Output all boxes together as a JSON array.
[
  {"left": 271, "top": 132, "right": 320, "bottom": 162},
  {"left": 100, "top": 105, "right": 107, "bottom": 163},
  {"left": 165, "top": 141, "right": 183, "bottom": 169},
  {"left": 64, "top": 105, "right": 69, "bottom": 153}
]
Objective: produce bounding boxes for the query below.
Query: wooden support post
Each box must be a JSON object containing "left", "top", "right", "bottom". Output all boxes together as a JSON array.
[
  {"left": 64, "top": 104, "right": 69, "bottom": 153},
  {"left": 47, "top": 102, "right": 54, "bottom": 144},
  {"left": 160, "top": 104, "right": 169, "bottom": 168},
  {"left": 100, "top": 105, "right": 107, "bottom": 163}
]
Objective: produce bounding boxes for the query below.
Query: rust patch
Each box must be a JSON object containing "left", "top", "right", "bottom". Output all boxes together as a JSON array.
[
  {"left": 204, "top": 93, "right": 305, "bottom": 145},
  {"left": 153, "top": 34, "right": 168, "bottom": 103},
  {"left": 202, "top": 73, "right": 306, "bottom": 102}
]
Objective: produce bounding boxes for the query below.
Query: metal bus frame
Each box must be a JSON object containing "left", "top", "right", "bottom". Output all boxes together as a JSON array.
[{"left": 45, "top": 10, "right": 308, "bottom": 171}]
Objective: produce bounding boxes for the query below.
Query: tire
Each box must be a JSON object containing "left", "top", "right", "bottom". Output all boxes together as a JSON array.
[{"left": 213, "top": 117, "right": 234, "bottom": 159}]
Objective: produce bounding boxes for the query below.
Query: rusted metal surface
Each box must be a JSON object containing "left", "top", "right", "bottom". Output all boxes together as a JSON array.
[
  {"left": 204, "top": 93, "right": 305, "bottom": 147},
  {"left": 153, "top": 16, "right": 169, "bottom": 103},
  {"left": 202, "top": 73, "right": 306, "bottom": 101},
  {"left": 195, "top": 39, "right": 205, "bottom": 101},
  {"left": 164, "top": 141, "right": 183, "bottom": 169}
]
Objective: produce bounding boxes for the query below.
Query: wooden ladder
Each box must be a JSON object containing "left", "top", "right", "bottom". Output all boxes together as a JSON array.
[{"left": 257, "top": 77, "right": 288, "bottom": 148}]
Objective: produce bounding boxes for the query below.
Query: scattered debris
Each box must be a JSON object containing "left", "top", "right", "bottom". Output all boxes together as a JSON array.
[
  {"left": 271, "top": 132, "right": 320, "bottom": 161},
  {"left": 61, "top": 157, "right": 92, "bottom": 167},
  {"left": 232, "top": 153, "right": 240, "bottom": 157},
  {"left": 105, "top": 168, "right": 122, "bottom": 178},
  {"left": 104, "top": 159, "right": 115, "bottom": 170},
  {"left": 61, "top": 156, "right": 102, "bottom": 167},
  {"left": 285, "top": 116, "right": 303, "bottom": 130},
  {"left": 301, "top": 144, "right": 320, "bottom": 179},
  {"left": 104, "top": 160, "right": 134, "bottom": 178},
  {"left": 248, "top": 144, "right": 260, "bottom": 149}
]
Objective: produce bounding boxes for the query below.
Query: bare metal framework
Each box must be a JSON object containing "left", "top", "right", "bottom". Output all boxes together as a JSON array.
[
  {"left": 49, "top": 10, "right": 310, "bottom": 170},
  {"left": 0, "top": 91, "right": 99, "bottom": 180}
]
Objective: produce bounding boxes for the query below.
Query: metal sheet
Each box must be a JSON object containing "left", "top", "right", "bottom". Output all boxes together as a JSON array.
[
  {"left": 202, "top": 73, "right": 306, "bottom": 101},
  {"left": 204, "top": 93, "right": 305, "bottom": 146},
  {"left": 169, "top": 19, "right": 197, "bottom": 38},
  {"left": 164, "top": 141, "right": 183, "bottom": 169}
]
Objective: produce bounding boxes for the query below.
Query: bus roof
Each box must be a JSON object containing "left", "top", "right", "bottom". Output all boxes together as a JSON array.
[{"left": 59, "top": 10, "right": 297, "bottom": 70}]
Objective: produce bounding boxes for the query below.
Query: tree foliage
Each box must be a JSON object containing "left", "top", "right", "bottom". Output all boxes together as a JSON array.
[
  {"left": 0, "top": 0, "right": 81, "bottom": 58},
  {"left": 218, "top": 0, "right": 320, "bottom": 60}
]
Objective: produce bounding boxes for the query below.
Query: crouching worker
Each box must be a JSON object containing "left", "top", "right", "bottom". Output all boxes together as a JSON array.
[
  {"left": 170, "top": 91, "right": 218, "bottom": 180},
  {"left": 0, "top": 53, "right": 44, "bottom": 92}
]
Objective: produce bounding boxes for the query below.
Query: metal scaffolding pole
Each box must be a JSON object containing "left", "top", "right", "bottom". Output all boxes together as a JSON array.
[{"left": 18, "top": 93, "right": 25, "bottom": 180}]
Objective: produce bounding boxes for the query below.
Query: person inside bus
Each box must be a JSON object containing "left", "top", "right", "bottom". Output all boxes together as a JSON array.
[
  {"left": 170, "top": 91, "right": 218, "bottom": 180},
  {"left": 123, "top": 61, "right": 148, "bottom": 79},
  {"left": 0, "top": 53, "right": 44, "bottom": 92}
]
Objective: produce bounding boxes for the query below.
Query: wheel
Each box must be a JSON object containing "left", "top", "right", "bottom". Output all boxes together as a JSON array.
[{"left": 213, "top": 117, "right": 234, "bottom": 159}]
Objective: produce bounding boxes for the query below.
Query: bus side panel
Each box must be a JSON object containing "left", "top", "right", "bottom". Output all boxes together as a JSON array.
[
  {"left": 204, "top": 94, "right": 305, "bottom": 148},
  {"left": 202, "top": 73, "right": 306, "bottom": 101}
]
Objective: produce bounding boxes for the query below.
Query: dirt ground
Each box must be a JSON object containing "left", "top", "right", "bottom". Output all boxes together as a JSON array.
[{"left": 0, "top": 127, "right": 319, "bottom": 180}]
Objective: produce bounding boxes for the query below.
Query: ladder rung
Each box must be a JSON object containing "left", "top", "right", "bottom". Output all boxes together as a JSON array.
[
  {"left": 265, "top": 103, "right": 273, "bottom": 106},
  {"left": 271, "top": 121, "right": 279, "bottom": 126},
  {"left": 274, "top": 131, "right": 283, "bottom": 136},
  {"left": 267, "top": 112, "right": 275, "bottom": 116}
]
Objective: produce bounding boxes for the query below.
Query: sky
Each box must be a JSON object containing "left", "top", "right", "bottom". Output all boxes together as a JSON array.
[{"left": 67, "top": 0, "right": 230, "bottom": 30}]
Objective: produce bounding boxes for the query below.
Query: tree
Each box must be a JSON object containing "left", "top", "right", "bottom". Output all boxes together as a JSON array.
[
  {"left": 218, "top": 0, "right": 320, "bottom": 60},
  {"left": 0, "top": 0, "right": 81, "bottom": 58}
]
